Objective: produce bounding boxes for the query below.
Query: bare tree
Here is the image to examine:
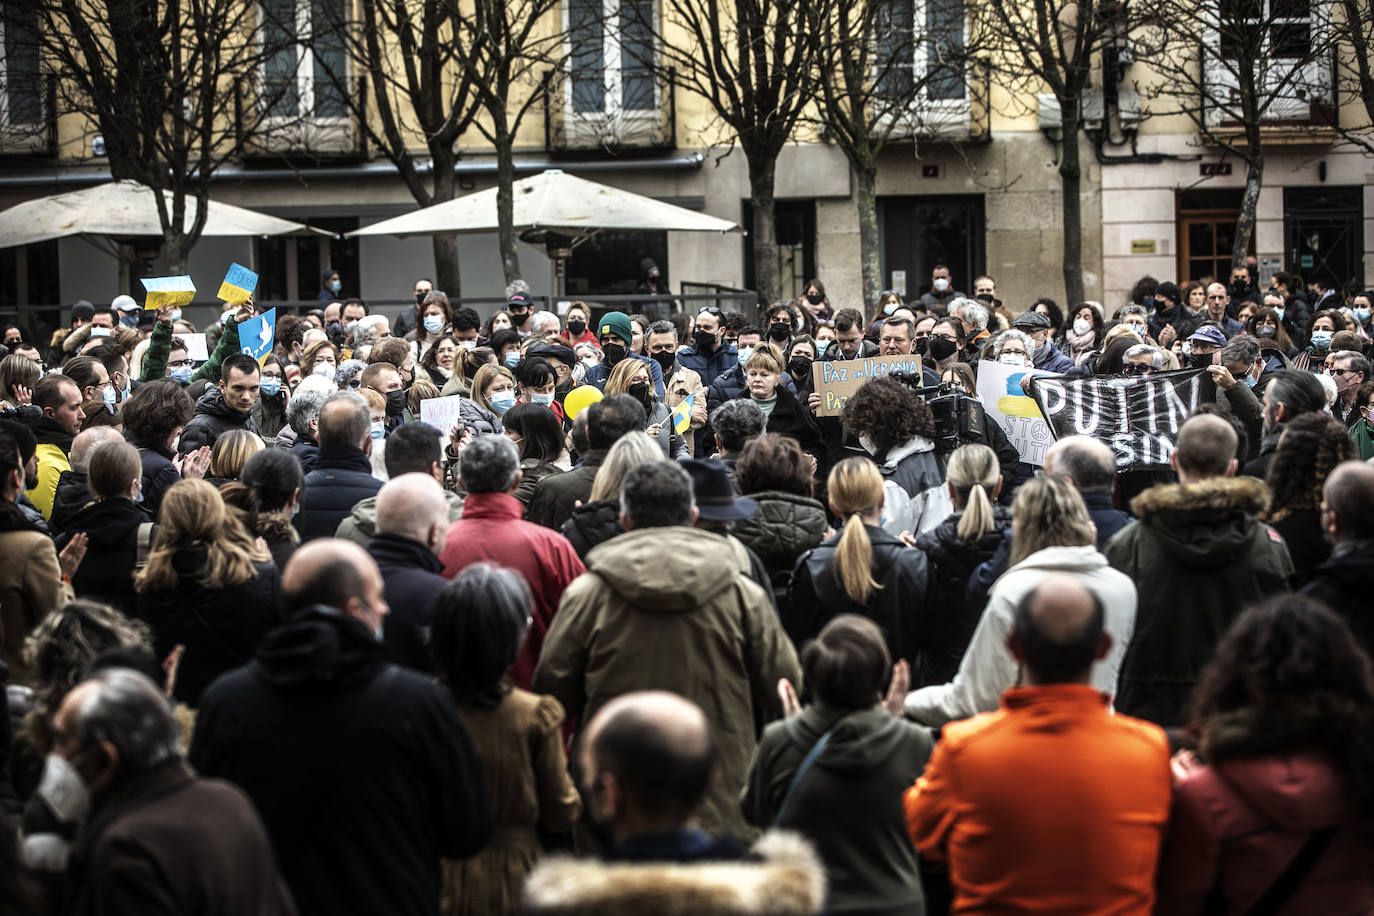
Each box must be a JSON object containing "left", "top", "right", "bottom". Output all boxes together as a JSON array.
[
  {"left": 305, "top": 0, "right": 483, "bottom": 295},
  {"left": 1137, "top": 0, "right": 1334, "bottom": 270},
  {"left": 645, "top": 0, "right": 819, "bottom": 304},
  {"left": 808, "top": 0, "right": 980, "bottom": 310},
  {"left": 35, "top": 0, "right": 286, "bottom": 274},
  {"left": 1332, "top": 0, "right": 1374, "bottom": 153}
]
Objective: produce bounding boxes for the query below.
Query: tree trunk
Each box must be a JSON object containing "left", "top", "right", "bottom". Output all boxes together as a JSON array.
[
  {"left": 1232, "top": 152, "right": 1263, "bottom": 271},
  {"left": 855, "top": 166, "right": 881, "bottom": 315},
  {"left": 431, "top": 233, "right": 462, "bottom": 297},
  {"left": 163, "top": 232, "right": 190, "bottom": 277},
  {"left": 747, "top": 153, "right": 780, "bottom": 307},
  {"left": 495, "top": 136, "right": 522, "bottom": 285},
  {"left": 1058, "top": 108, "right": 1086, "bottom": 308}
]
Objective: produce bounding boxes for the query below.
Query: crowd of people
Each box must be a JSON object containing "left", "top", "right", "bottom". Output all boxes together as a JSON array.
[{"left": 0, "top": 261, "right": 1372, "bottom": 915}]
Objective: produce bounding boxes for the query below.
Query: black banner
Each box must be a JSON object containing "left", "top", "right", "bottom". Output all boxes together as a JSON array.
[{"left": 1026, "top": 369, "right": 1211, "bottom": 470}]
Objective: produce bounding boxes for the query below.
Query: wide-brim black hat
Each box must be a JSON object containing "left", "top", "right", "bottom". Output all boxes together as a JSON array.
[{"left": 679, "top": 457, "right": 759, "bottom": 521}]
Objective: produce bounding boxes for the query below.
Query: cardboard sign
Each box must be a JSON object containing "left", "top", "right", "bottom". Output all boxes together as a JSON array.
[
  {"left": 216, "top": 262, "right": 258, "bottom": 304},
  {"left": 976, "top": 361, "right": 1058, "bottom": 466},
  {"left": 237, "top": 308, "right": 276, "bottom": 365},
  {"left": 179, "top": 333, "right": 209, "bottom": 362},
  {"left": 141, "top": 275, "right": 196, "bottom": 310},
  {"left": 810, "top": 354, "right": 924, "bottom": 417},
  {"left": 419, "top": 395, "right": 464, "bottom": 435},
  {"left": 1026, "top": 368, "right": 1209, "bottom": 470}
]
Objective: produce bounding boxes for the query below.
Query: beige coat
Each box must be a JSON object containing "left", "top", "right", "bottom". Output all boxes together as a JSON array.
[
  {"left": 663, "top": 364, "right": 707, "bottom": 455},
  {"left": 0, "top": 525, "right": 73, "bottom": 684}
]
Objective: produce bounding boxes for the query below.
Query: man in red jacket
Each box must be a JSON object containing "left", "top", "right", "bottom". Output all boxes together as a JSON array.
[{"left": 440, "top": 434, "right": 585, "bottom": 687}]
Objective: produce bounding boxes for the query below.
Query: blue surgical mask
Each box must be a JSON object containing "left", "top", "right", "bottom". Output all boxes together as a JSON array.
[
  {"left": 169, "top": 365, "right": 193, "bottom": 384},
  {"left": 423, "top": 315, "right": 444, "bottom": 334},
  {"left": 259, "top": 376, "right": 282, "bottom": 397},
  {"left": 370, "top": 421, "right": 385, "bottom": 441},
  {"left": 328, "top": 279, "right": 342, "bottom": 294},
  {"left": 1311, "top": 330, "right": 1332, "bottom": 350},
  {"left": 738, "top": 346, "right": 754, "bottom": 364},
  {"left": 531, "top": 392, "right": 555, "bottom": 407},
  {"left": 815, "top": 341, "right": 829, "bottom": 357},
  {"left": 1243, "top": 373, "right": 1258, "bottom": 389},
  {"left": 101, "top": 385, "right": 117, "bottom": 411},
  {"left": 489, "top": 391, "right": 516, "bottom": 415},
  {"left": 1274, "top": 307, "right": 1285, "bottom": 319},
  {"left": 1357, "top": 308, "right": 1371, "bottom": 324},
  {"left": 504, "top": 352, "right": 521, "bottom": 369}
]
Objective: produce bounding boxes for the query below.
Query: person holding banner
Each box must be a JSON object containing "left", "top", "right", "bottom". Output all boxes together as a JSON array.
[
  {"left": 140, "top": 303, "right": 249, "bottom": 387},
  {"left": 730, "top": 347, "right": 822, "bottom": 472}
]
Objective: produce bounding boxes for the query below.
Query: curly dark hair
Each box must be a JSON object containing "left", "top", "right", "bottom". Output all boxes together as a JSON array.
[
  {"left": 735, "top": 432, "right": 813, "bottom": 497},
  {"left": 841, "top": 376, "right": 935, "bottom": 454},
  {"left": 1188, "top": 594, "right": 1374, "bottom": 819},
  {"left": 121, "top": 378, "right": 195, "bottom": 445},
  {"left": 1262, "top": 412, "right": 1355, "bottom": 524},
  {"left": 1034, "top": 297, "right": 1065, "bottom": 332}
]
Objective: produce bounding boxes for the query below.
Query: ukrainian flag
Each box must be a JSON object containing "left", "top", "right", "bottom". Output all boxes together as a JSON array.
[
  {"left": 217, "top": 263, "right": 258, "bottom": 304},
  {"left": 672, "top": 392, "right": 694, "bottom": 435}
]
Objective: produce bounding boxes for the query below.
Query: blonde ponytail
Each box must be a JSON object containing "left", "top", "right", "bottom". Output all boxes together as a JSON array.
[
  {"left": 826, "top": 458, "right": 885, "bottom": 604},
  {"left": 947, "top": 443, "right": 1000, "bottom": 541}
]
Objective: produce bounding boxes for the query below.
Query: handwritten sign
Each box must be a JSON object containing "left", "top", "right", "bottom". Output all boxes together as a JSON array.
[
  {"left": 419, "top": 395, "right": 464, "bottom": 435},
  {"left": 1026, "top": 368, "right": 1208, "bottom": 470},
  {"left": 216, "top": 263, "right": 258, "bottom": 304},
  {"left": 237, "top": 308, "right": 276, "bottom": 365},
  {"left": 179, "top": 333, "right": 209, "bottom": 362},
  {"left": 810, "top": 354, "right": 924, "bottom": 417},
  {"left": 141, "top": 275, "right": 196, "bottom": 310},
  {"left": 976, "top": 361, "right": 1058, "bottom": 466}
]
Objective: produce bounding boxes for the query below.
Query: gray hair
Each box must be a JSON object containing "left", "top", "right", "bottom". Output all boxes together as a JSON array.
[
  {"left": 318, "top": 390, "right": 370, "bottom": 449},
  {"left": 353, "top": 315, "right": 389, "bottom": 346},
  {"left": 1045, "top": 435, "right": 1116, "bottom": 494},
  {"left": 711, "top": 399, "right": 766, "bottom": 451},
  {"left": 505, "top": 279, "right": 531, "bottom": 300},
  {"left": 70, "top": 668, "right": 182, "bottom": 775},
  {"left": 286, "top": 387, "right": 329, "bottom": 438},
  {"left": 1124, "top": 344, "right": 1164, "bottom": 369},
  {"left": 458, "top": 433, "right": 520, "bottom": 494},
  {"left": 948, "top": 297, "right": 979, "bottom": 322},
  {"left": 529, "top": 311, "right": 561, "bottom": 335},
  {"left": 1332, "top": 350, "right": 1372, "bottom": 379},
  {"left": 620, "top": 461, "right": 695, "bottom": 529},
  {"left": 648, "top": 320, "right": 676, "bottom": 339},
  {"left": 961, "top": 301, "right": 990, "bottom": 331},
  {"left": 1220, "top": 336, "right": 1261, "bottom": 368},
  {"left": 992, "top": 329, "right": 1034, "bottom": 358},
  {"left": 335, "top": 359, "right": 368, "bottom": 389},
  {"left": 1119, "top": 304, "right": 1148, "bottom": 319},
  {"left": 1267, "top": 370, "right": 1327, "bottom": 417}
]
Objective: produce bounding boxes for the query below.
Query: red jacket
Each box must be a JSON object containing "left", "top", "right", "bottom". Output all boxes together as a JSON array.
[
  {"left": 1157, "top": 749, "right": 1374, "bottom": 915},
  {"left": 905, "top": 684, "right": 1171, "bottom": 915},
  {"left": 440, "top": 491, "right": 586, "bottom": 687}
]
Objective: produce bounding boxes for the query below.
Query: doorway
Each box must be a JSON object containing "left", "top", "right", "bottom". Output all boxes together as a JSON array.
[
  {"left": 1284, "top": 187, "right": 1364, "bottom": 292},
  {"left": 1175, "top": 189, "right": 1254, "bottom": 284},
  {"left": 878, "top": 195, "right": 986, "bottom": 306}
]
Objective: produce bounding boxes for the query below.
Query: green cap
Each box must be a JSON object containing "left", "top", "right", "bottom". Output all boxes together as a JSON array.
[{"left": 598, "top": 311, "right": 634, "bottom": 347}]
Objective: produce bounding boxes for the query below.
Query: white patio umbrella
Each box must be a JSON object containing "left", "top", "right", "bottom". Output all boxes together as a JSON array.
[{"left": 0, "top": 179, "right": 322, "bottom": 250}]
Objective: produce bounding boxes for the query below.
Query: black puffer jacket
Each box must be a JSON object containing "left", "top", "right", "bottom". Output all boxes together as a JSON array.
[
  {"left": 56, "top": 497, "right": 150, "bottom": 615},
  {"left": 786, "top": 524, "right": 930, "bottom": 665},
  {"left": 296, "top": 447, "right": 382, "bottom": 543},
  {"left": 177, "top": 386, "right": 260, "bottom": 456},
  {"left": 1301, "top": 539, "right": 1374, "bottom": 659},
  {"left": 732, "top": 491, "right": 828, "bottom": 594},
  {"left": 914, "top": 506, "right": 1013, "bottom": 687},
  {"left": 126, "top": 435, "right": 182, "bottom": 519},
  {"left": 48, "top": 469, "right": 94, "bottom": 538},
  {"left": 559, "top": 498, "right": 622, "bottom": 560}
]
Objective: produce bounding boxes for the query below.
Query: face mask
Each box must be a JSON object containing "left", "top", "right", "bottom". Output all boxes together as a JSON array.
[
  {"left": 328, "top": 279, "right": 342, "bottom": 294},
  {"left": 102, "top": 385, "right": 117, "bottom": 410},
  {"left": 692, "top": 329, "right": 717, "bottom": 352},
  {"left": 169, "top": 365, "right": 193, "bottom": 384},
  {"left": 1311, "top": 330, "right": 1333, "bottom": 350},
  {"left": 1000, "top": 354, "right": 1026, "bottom": 367},
  {"left": 1256, "top": 325, "right": 1276, "bottom": 339},
  {"left": 602, "top": 342, "right": 627, "bottom": 366},
  {"left": 416, "top": 292, "right": 429, "bottom": 307},
  {"left": 1072, "top": 318, "right": 1092, "bottom": 336},
  {"left": 806, "top": 292, "right": 823, "bottom": 305},
  {"left": 628, "top": 381, "right": 651, "bottom": 404},
  {"left": 259, "top": 376, "right": 282, "bottom": 397},
  {"left": 423, "top": 315, "right": 444, "bottom": 334},
  {"left": 120, "top": 313, "right": 139, "bottom": 328},
  {"left": 119, "top": 378, "right": 131, "bottom": 400},
  {"left": 510, "top": 309, "right": 529, "bottom": 324},
  {"left": 133, "top": 484, "right": 144, "bottom": 504},
  {"left": 90, "top": 326, "right": 111, "bottom": 338},
  {"left": 787, "top": 355, "right": 812, "bottom": 376},
  {"left": 768, "top": 322, "right": 792, "bottom": 342},
  {"left": 914, "top": 337, "right": 929, "bottom": 357},
  {"left": 737, "top": 346, "right": 754, "bottom": 364},
  {"left": 489, "top": 390, "right": 516, "bottom": 415},
  {"left": 651, "top": 350, "right": 675, "bottom": 375},
  {"left": 933, "top": 278, "right": 949, "bottom": 292},
  {"left": 382, "top": 388, "right": 406, "bottom": 419},
  {"left": 1357, "top": 308, "right": 1372, "bottom": 324},
  {"left": 580, "top": 356, "right": 598, "bottom": 369},
  {"left": 504, "top": 352, "right": 521, "bottom": 369},
  {"left": 1274, "top": 307, "right": 1285, "bottom": 319},
  {"left": 928, "top": 336, "right": 957, "bottom": 361},
  {"left": 167, "top": 309, "right": 182, "bottom": 322},
  {"left": 37, "top": 753, "right": 92, "bottom": 824},
  {"left": 457, "top": 340, "right": 476, "bottom": 350},
  {"left": 883, "top": 302, "right": 899, "bottom": 316},
  {"left": 1188, "top": 353, "right": 1214, "bottom": 370},
  {"left": 567, "top": 319, "right": 586, "bottom": 336},
  {"left": 370, "top": 421, "right": 385, "bottom": 441},
  {"left": 1243, "top": 372, "right": 1258, "bottom": 389},
  {"left": 815, "top": 341, "right": 829, "bottom": 358},
  {"left": 531, "top": 392, "right": 555, "bottom": 407}
]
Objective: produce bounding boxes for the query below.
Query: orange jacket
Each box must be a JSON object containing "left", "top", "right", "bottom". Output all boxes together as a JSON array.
[{"left": 905, "top": 684, "right": 1171, "bottom": 915}]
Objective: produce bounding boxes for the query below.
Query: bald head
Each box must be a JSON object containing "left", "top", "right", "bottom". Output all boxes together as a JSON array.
[
  {"left": 374, "top": 472, "right": 449, "bottom": 552},
  {"left": 1044, "top": 435, "right": 1117, "bottom": 494},
  {"left": 281, "top": 538, "right": 388, "bottom": 634},
  {"left": 581, "top": 691, "right": 716, "bottom": 836},
  {"left": 1323, "top": 460, "right": 1374, "bottom": 542},
  {"left": 1172, "top": 413, "right": 1239, "bottom": 483},
  {"left": 1009, "top": 575, "right": 1109, "bottom": 685},
  {"left": 70, "top": 426, "right": 124, "bottom": 472}
]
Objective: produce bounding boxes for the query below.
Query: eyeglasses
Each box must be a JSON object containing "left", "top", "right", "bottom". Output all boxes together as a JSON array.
[
  {"left": 1329, "top": 368, "right": 1358, "bottom": 377},
  {"left": 166, "top": 358, "right": 192, "bottom": 368}
]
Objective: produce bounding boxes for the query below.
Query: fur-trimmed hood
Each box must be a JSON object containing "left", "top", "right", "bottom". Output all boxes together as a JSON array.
[
  {"left": 1129, "top": 475, "right": 1270, "bottom": 520},
  {"left": 1127, "top": 476, "right": 1273, "bottom": 570},
  {"left": 522, "top": 831, "right": 825, "bottom": 916}
]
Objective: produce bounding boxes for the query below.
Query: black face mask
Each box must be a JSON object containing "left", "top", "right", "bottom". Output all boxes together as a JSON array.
[
  {"left": 693, "top": 329, "right": 718, "bottom": 352},
  {"left": 928, "top": 336, "right": 958, "bottom": 361},
  {"left": 805, "top": 293, "right": 823, "bottom": 305},
  {"left": 787, "top": 355, "right": 812, "bottom": 377},
  {"left": 1188, "top": 353, "right": 1214, "bottom": 370},
  {"left": 567, "top": 319, "right": 586, "bottom": 336},
  {"left": 628, "top": 381, "right": 651, "bottom": 405},
  {"left": 1256, "top": 325, "right": 1277, "bottom": 339},
  {"left": 602, "top": 342, "right": 627, "bottom": 366},
  {"left": 768, "top": 322, "right": 792, "bottom": 342},
  {"left": 914, "top": 337, "right": 930, "bottom": 357},
  {"left": 415, "top": 293, "right": 428, "bottom": 307},
  {"left": 651, "top": 350, "right": 675, "bottom": 375},
  {"left": 510, "top": 308, "right": 529, "bottom": 325},
  {"left": 385, "top": 388, "right": 407, "bottom": 418}
]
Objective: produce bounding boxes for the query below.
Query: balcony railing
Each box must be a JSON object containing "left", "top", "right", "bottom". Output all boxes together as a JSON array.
[
  {"left": 234, "top": 76, "right": 369, "bottom": 159},
  {"left": 543, "top": 66, "right": 676, "bottom": 154},
  {"left": 0, "top": 73, "right": 57, "bottom": 158}
]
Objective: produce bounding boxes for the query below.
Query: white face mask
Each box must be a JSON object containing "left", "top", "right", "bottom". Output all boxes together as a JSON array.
[
  {"left": 738, "top": 346, "right": 754, "bottom": 364},
  {"left": 933, "top": 278, "right": 950, "bottom": 292},
  {"left": 1000, "top": 354, "right": 1027, "bottom": 367},
  {"left": 457, "top": 340, "right": 477, "bottom": 350},
  {"left": 1073, "top": 318, "right": 1092, "bottom": 336},
  {"left": 37, "top": 753, "right": 92, "bottom": 824}
]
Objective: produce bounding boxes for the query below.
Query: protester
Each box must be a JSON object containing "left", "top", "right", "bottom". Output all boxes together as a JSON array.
[
  {"left": 604, "top": 357, "right": 688, "bottom": 459},
  {"left": 1260, "top": 412, "right": 1355, "bottom": 585},
  {"left": 295, "top": 391, "right": 383, "bottom": 541},
  {"left": 461, "top": 364, "right": 515, "bottom": 435},
  {"left": 583, "top": 311, "right": 666, "bottom": 398},
  {"left": 1012, "top": 310, "right": 1075, "bottom": 372},
  {"left": 732, "top": 346, "right": 822, "bottom": 465},
  {"left": 177, "top": 353, "right": 262, "bottom": 456},
  {"left": 337, "top": 422, "right": 464, "bottom": 545},
  {"left": 526, "top": 394, "right": 646, "bottom": 530},
  {"left": 21, "top": 375, "right": 84, "bottom": 520},
  {"left": 786, "top": 457, "right": 929, "bottom": 667},
  {"left": 645, "top": 320, "right": 708, "bottom": 455},
  {"left": 1042, "top": 435, "right": 1131, "bottom": 547},
  {"left": 560, "top": 432, "right": 663, "bottom": 559},
  {"left": 190, "top": 538, "right": 493, "bottom": 916},
  {"left": 432, "top": 564, "right": 581, "bottom": 916},
  {"left": 205, "top": 428, "right": 265, "bottom": 487},
  {"left": 503, "top": 404, "right": 567, "bottom": 507},
  {"left": 730, "top": 433, "right": 827, "bottom": 593},
  {"left": 914, "top": 443, "right": 1010, "bottom": 687},
  {"left": 282, "top": 380, "right": 329, "bottom": 473},
  {"left": 906, "top": 476, "right": 1136, "bottom": 726},
  {"left": 743, "top": 616, "right": 929, "bottom": 916},
  {"left": 219, "top": 448, "right": 304, "bottom": 570},
  {"left": 251, "top": 354, "right": 290, "bottom": 441},
  {"left": 1350, "top": 381, "right": 1374, "bottom": 459},
  {"left": 1296, "top": 461, "right": 1374, "bottom": 656},
  {"left": 1106, "top": 413, "right": 1294, "bottom": 728},
  {"left": 1156, "top": 596, "right": 1374, "bottom": 913},
  {"left": 523, "top": 691, "right": 825, "bottom": 914},
  {"left": 440, "top": 435, "right": 585, "bottom": 688},
  {"left": 54, "top": 440, "right": 147, "bottom": 614},
  {"left": 906, "top": 576, "right": 1170, "bottom": 914},
  {"left": 1244, "top": 369, "right": 1327, "bottom": 478},
  {"left": 706, "top": 399, "right": 765, "bottom": 488},
  {"left": 48, "top": 426, "right": 124, "bottom": 538},
  {"left": 534, "top": 462, "right": 801, "bottom": 838}
]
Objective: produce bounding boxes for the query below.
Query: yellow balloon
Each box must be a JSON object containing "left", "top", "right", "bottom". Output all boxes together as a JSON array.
[{"left": 563, "top": 385, "right": 604, "bottom": 420}]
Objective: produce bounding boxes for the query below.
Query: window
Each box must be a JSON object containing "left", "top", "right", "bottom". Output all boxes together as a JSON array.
[
  {"left": 1205, "top": 0, "right": 1331, "bottom": 123},
  {"left": 261, "top": 0, "right": 347, "bottom": 121},
  {"left": 0, "top": 1, "right": 42, "bottom": 128},
  {"left": 875, "top": 0, "right": 966, "bottom": 103},
  {"left": 568, "top": 0, "right": 657, "bottom": 116}
]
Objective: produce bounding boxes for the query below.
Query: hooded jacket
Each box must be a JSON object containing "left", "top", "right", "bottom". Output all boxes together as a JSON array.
[
  {"left": 189, "top": 607, "right": 493, "bottom": 916},
  {"left": 1158, "top": 746, "right": 1374, "bottom": 914},
  {"left": 874, "top": 435, "right": 951, "bottom": 538},
  {"left": 743, "top": 706, "right": 933, "bottom": 914},
  {"left": 533, "top": 526, "right": 801, "bottom": 839},
  {"left": 731, "top": 490, "right": 828, "bottom": 586},
  {"left": 1105, "top": 477, "right": 1294, "bottom": 728},
  {"left": 177, "top": 385, "right": 260, "bottom": 456},
  {"left": 24, "top": 415, "right": 74, "bottom": 520},
  {"left": 904, "top": 545, "right": 1137, "bottom": 727},
  {"left": 55, "top": 497, "right": 148, "bottom": 615},
  {"left": 336, "top": 489, "right": 465, "bottom": 547},
  {"left": 1300, "top": 539, "right": 1374, "bottom": 659}
]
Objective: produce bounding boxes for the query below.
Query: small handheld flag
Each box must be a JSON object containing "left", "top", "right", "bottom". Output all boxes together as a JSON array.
[
  {"left": 237, "top": 308, "right": 276, "bottom": 365},
  {"left": 671, "top": 392, "right": 694, "bottom": 435},
  {"left": 141, "top": 275, "right": 196, "bottom": 310},
  {"left": 217, "top": 263, "right": 258, "bottom": 304}
]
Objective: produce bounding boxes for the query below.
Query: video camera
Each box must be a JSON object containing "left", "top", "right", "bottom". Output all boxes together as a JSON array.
[{"left": 888, "top": 372, "right": 987, "bottom": 454}]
